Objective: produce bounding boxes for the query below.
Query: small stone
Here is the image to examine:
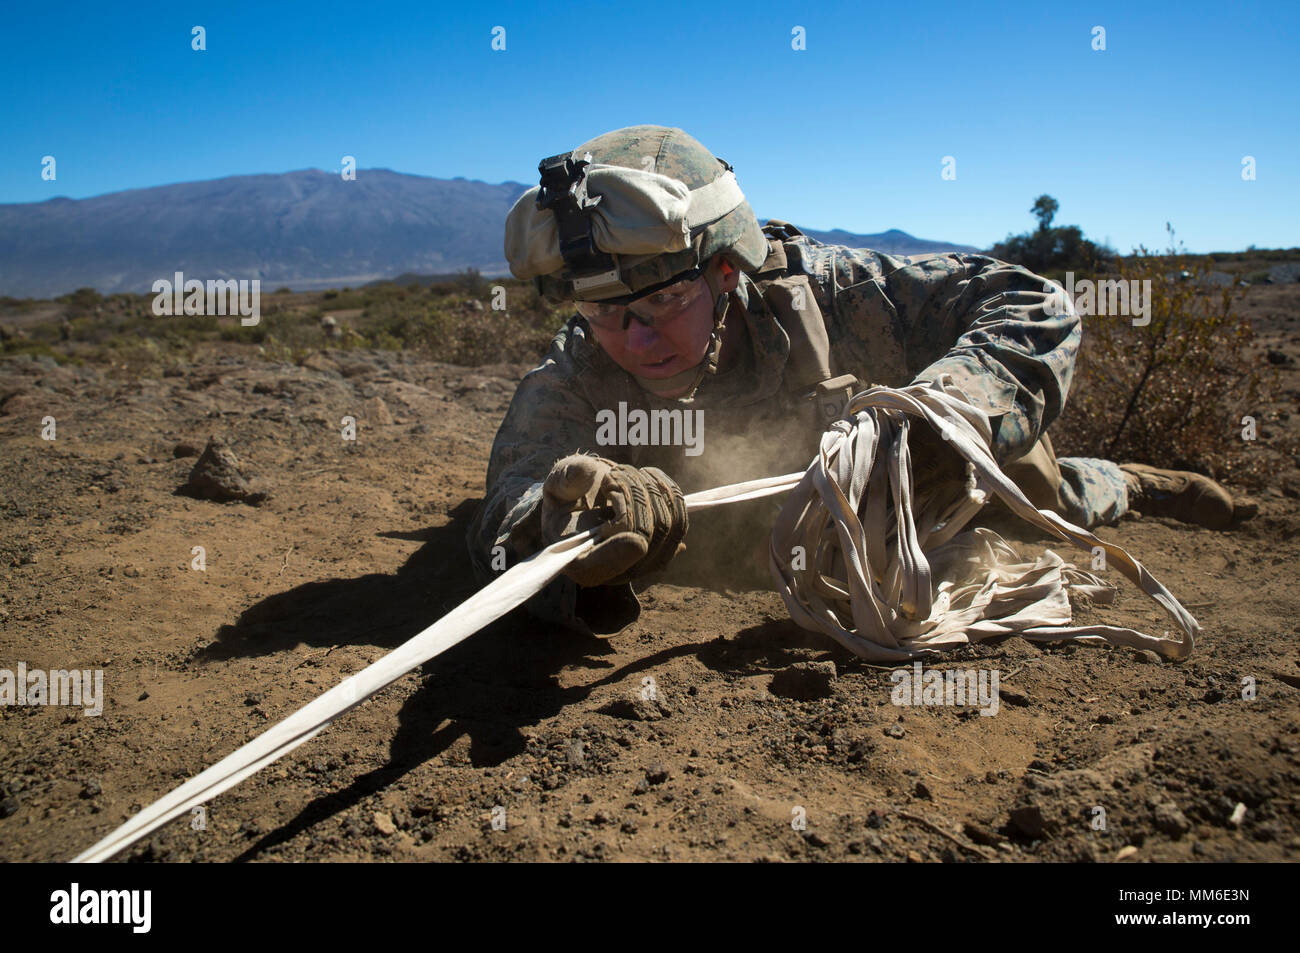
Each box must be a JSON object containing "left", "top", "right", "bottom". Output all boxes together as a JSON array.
[
  {"left": 645, "top": 763, "right": 670, "bottom": 785},
  {"left": 1116, "top": 845, "right": 1138, "bottom": 861},
  {"left": 409, "top": 799, "right": 439, "bottom": 819},
  {"left": 1252, "top": 820, "right": 1284, "bottom": 842},
  {"left": 0, "top": 797, "right": 18, "bottom": 818},
  {"left": 1008, "top": 804, "right": 1047, "bottom": 838},
  {"left": 598, "top": 696, "right": 671, "bottom": 721},
  {"left": 633, "top": 778, "right": 650, "bottom": 795},
  {"left": 1001, "top": 690, "right": 1032, "bottom": 708},
  {"left": 803, "top": 831, "right": 830, "bottom": 848},
  {"left": 768, "top": 661, "right": 837, "bottom": 700},
  {"left": 914, "top": 780, "right": 932, "bottom": 799},
  {"left": 963, "top": 822, "right": 1001, "bottom": 846},
  {"left": 80, "top": 779, "right": 102, "bottom": 799},
  {"left": 373, "top": 811, "right": 396, "bottom": 836},
  {"left": 363, "top": 396, "right": 394, "bottom": 427},
  {"left": 137, "top": 691, "right": 149, "bottom": 701},
  {"left": 244, "top": 692, "right": 264, "bottom": 706},
  {"left": 122, "top": 566, "right": 142, "bottom": 578},
  {"left": 1152, "top": 801, "right": 1191, "bottom": 837},
  {"left": 179, "top": 437, "right": 269, "bottom": 505},
  {"left": 884, "top": 724, "right": 905, "bottom": 739}
]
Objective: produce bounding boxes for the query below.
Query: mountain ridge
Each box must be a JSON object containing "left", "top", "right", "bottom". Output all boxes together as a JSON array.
[{"left": 0, "top": 169, "right": 981, "bottom": 298}]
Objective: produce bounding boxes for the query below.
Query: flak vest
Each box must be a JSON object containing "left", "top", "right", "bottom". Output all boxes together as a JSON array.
[{"left": 748, "top": 220, "right": 860, "bottom": 435}]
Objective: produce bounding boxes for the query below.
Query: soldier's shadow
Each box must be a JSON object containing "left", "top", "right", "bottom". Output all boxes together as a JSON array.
[
  {"left": 196, "top": 500, "right": 615, "bottom": 862},
  {"left": 200, "top": 500, "right": 491, "bottom": 661}
]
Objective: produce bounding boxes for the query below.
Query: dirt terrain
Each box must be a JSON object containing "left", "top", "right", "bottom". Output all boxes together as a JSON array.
[{"left": 2, "top": 283, "right": 1300, "bottom": 864}]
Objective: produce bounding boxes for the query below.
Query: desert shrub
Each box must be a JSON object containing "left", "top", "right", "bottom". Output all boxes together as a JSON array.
[
  {"left": 456, "top": 267, "right": 490, "bottom": 298},
  {"left": 320, "top": 289, "right": 367, "bottom": 310},
  {"left": 98, "top": 335, "right": 167, "bottom": 379},
  {"left": 221, "top": 309, "right": 326, "bottom": 360},
  {"left": 349, "top": 278, "right": 566, "bottom": 364},
  {"left": 57, "top": 287, "right": 105, "bottom": 319},
  {"left": 1, "top": 338, "right": 68, "bottom": 362},
  {"left": 1052, "top": 229, "right": 1290, "bottom": 490},
  {"left": 430, "top": 306, "right": 559, "bottom": 365}
]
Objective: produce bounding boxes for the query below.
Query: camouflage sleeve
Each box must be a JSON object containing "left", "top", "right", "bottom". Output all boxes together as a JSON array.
[
  {"left": 828, "top": 248, "right": 1081, "bottom": 464},
  {"left": 466, "top": 321, "right": 640, "bottom": 634}
]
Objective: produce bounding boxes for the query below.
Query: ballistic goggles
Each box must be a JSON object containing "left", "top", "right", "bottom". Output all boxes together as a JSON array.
[{"left": 573, "top": 266, "right": 708, "bottom": 331}]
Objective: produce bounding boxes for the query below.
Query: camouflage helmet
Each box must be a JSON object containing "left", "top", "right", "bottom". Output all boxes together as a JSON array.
[{"left": 504, "top": 125, "right": 769, "bottom": 302}]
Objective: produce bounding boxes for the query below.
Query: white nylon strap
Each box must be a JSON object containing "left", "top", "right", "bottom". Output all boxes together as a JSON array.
[{"left": 72, "top": 472, "right": 803, "bottom": 863}]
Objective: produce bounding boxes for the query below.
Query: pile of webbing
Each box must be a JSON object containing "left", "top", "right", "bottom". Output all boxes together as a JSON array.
[{"left": 769, "top": 378, "right": 1199, "bottom": 662}]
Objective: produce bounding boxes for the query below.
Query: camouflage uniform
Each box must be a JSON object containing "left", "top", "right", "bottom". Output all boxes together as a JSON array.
[{"left": 467, "top": 228, "right": 1131, "bottom": 634}]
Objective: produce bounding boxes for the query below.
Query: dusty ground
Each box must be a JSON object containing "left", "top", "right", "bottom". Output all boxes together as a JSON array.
[{"left": 2, "top": 284, "right": 1300, "bottom": 864}]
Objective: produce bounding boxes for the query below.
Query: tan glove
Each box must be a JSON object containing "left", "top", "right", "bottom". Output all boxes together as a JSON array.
[{"left": 541, "top": 454, "right": 687, "bottom": 587}]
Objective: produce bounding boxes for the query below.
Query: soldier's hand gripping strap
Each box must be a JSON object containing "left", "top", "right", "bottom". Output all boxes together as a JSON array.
[
  {"left": 632, "top": 466, "right": 689, "bottom": 576},
  {"left": 541, "top": 454, "right": 688, "bottom": 587}
]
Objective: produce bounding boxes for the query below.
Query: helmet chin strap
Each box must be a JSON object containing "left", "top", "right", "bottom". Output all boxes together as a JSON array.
[{"left": 631, "top": 267, "right": 730, "bottom": 402}]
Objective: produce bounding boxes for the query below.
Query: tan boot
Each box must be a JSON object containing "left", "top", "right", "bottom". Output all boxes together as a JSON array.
[{"left": 1118, "top": 464, "right": 1237, "bottom": 529}]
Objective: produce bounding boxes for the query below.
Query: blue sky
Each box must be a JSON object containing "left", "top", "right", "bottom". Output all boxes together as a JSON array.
[{"left": 2, "top": 0, "right": 1296, "bottom": 253}]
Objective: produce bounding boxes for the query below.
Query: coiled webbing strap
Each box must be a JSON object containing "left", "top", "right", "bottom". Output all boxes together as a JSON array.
[{"left": 769, "top": 379, "right": 1199, "bottom": 662}]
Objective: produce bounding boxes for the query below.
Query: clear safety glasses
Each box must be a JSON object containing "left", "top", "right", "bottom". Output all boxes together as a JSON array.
[{"left": 574, "top": 270, "right": 708, "bottom": 332}]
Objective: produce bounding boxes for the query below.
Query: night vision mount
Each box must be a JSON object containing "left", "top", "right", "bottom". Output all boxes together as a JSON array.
[{"left": 535, "top": 151, "right": 617, "bottom": 280}]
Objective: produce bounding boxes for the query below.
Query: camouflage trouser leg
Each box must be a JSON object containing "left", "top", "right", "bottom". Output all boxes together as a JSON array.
[
  {"left": 1001, "top": 432, "right": 1129, "bottom": 530},
  {"left": 1055, "top": 457, "right": 1129, "bottom": 528}
]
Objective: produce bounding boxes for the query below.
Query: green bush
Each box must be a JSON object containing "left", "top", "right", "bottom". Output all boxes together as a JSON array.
[{"left": 990, "top": 195, "right": 1115, "bottom": 275}]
